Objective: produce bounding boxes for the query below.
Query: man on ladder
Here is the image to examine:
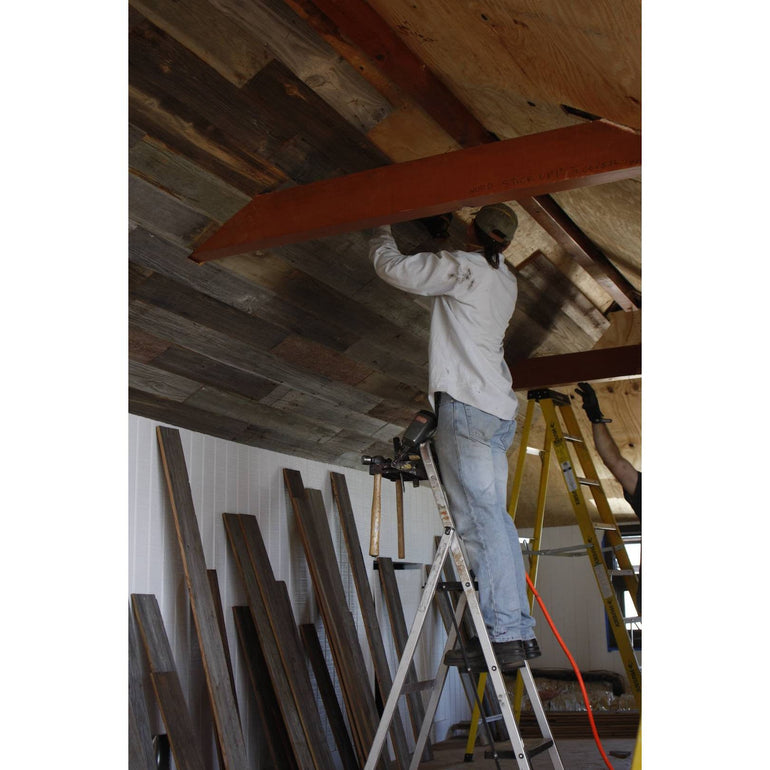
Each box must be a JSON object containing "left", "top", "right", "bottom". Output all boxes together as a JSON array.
[{"left": 368, "top": 205, "right": 541, "bottom": 675}]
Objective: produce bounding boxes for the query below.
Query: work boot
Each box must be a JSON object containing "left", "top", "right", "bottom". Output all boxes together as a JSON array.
[
  {"left": 522, "top": 638, "right": 542, "bottom": 660},
  {"left": 444, "top": 637, "right": 526, "bottom": 674}
]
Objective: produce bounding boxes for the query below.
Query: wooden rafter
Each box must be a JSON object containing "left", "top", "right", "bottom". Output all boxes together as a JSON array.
[
  {"left": 277, "top": 0, "right": 640, "bottom": 309},
  {"left": 191, "top": 120, "right": 640, "bottom": 261},
  {"left": 508, "top": 345, "right": 641, "bottom": 391}
]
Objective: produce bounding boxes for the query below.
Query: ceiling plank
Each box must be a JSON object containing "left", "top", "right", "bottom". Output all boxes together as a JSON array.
[
  {"left": 191, "top": 119, "right": 640, "bottom": 261},
  {"left": 518, "top": 195, "right": 641, "bottom": 310},
  {"left": 509, "top": 345, "right": 641, "bottom": 391}
]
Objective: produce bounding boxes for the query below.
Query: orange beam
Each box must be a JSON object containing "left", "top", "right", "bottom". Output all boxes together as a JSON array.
[
  {"left": 190, "top": 120, "right": 641, "bottom": 262},
  {"left": 509, "top": 345, "right": 641, "bottom": 391}
]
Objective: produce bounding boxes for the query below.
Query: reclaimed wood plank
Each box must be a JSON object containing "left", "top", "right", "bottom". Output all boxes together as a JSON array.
[
  {"left": 129, "top": 135, "right": 251, "bottom": 224},
  {"left": 207, "top": 570, "right": 238, "bottom": 715},
  {"left": 129, "top": 608, "right": 156, "bottom": 770},
  {"left": 231, "top": 513, "right": 335, "bottom": 768},
  {"left": 377, "top": 557, "right": 432, "bottom": 760},
  {"left": 222, "top": 514, "right": 316, "bottom": 768},
  {"left": 330, "top": 471, "right": 411, "bottom": 770},
  {"left": 232, "top": 606, "right": 298, "bottom": 770},
  {"left": 299, "top": 623, "right": 359, "bottom": 770},
  {"left": 129, "top": 83, "right": 286, "bottom": 197},
  {"left": 209, "top": 0, "right": 393, "bottom": 132},
  {"left": 129, "top": 359, "right": 202, "bottom": 403},
  {"left": 129, "top": 226, "right": 362, "bottom": 353},
  {"left": 283, "top": 472, "right": 388, "bottom": 769},
  {"left": 131, "top": 594, "right": 206, "bottom": 770},
  {"left": 129, "top": 0, "right": 271, "bottom": 87},
  {"left": 154, "top": 428, "right": 248, "bottom": 770}
]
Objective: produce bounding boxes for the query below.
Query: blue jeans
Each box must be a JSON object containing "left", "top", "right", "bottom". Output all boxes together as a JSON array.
[{"left": 434, "top": 394, "right": 535, "bottom": 642}]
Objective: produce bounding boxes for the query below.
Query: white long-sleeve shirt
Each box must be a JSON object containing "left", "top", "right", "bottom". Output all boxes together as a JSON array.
[{"left": 369, "top": 225, "right": 519, "bottom": 421}]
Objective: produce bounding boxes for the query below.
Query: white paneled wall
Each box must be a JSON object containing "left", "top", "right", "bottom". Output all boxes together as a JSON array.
[{"left": 129, "top": 414, "right": 468, "bottom": 769}]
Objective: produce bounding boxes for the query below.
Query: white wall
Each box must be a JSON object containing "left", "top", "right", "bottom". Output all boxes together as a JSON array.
[{"left": 129, "top": 414, "right": 467, "bottom": 769}]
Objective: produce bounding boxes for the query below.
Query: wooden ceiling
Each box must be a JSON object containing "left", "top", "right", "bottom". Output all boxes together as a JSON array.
[{"left": 128, "top": 0, "right": 641, "bottom": 525}]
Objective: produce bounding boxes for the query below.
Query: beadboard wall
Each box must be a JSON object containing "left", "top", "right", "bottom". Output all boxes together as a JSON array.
[{"left": 128, "top": 413, "right": 464, "bottom": 769}]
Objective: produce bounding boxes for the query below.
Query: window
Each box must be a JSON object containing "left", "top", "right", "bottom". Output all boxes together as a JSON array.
[{"left": 604, "top": 523, "right": 641, "bottom": 651}]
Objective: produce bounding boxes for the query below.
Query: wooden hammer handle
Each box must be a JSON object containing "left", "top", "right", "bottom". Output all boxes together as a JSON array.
[
  {"left": 396, "top": 480, "right": 405, "bottom": 559},
  {"left": 369, "top": 473, "right": 382, "bottom": 556}
]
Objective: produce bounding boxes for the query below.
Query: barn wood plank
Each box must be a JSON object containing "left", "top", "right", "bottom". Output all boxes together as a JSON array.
[
  {"left": 207, "top": 570, "right": 239, "bottom": 715},
  {"left": 209, "top": 0, "right": 392, "bottom": 132},
  {"left": 129, "top": 226, "right": 360, "bottom": 353},
  {"left": 376, "top": 557, "right": 432, "bottom": 760},
  {"left": 130, "top": 174, "right": 216, "bottom": 250},
  {"left": 129, "top": 359, "right": 202, "bottom": 403},
  {"left": 129, "top": 270, "right": 291, "bottom": 354},
  {"left": 150, "top": 346, "right": 278, "bottom": 403},
  {"left": 236, "top": 514, "right": 336, "bottom": 769},
  {"left": 131, "top": 594, "right": 207, "bottom": 770},
  {"left": 516, "top": 250, "right": 610, "bottom": 341},
  {"left": 509, "top": 345, "right": 642, "bottom": 391},
  {"left": 232, "top": 606, "right": 298, "bottom": 770},
  {"left": 129, "top": 84, "right": 286, "bottom": 197},
  {"left": 330, "top": 471, "right": 411, "bottom": 770},
  {"left": 282, "top": 472, "right": 387, "bottom": 769},
  {"left": 191, "top": 120, "right": 641, "bottom": 260},
  {"left": 154, "top": 428, "right": 248, "bottom": 770},
  {"left": 129, "top": 136, "right": 251, "bottom": 224},
  {"left": 129, "top": 0, "right": 271, "bottom": 87},
  {"left": 129, "top": 325, "right": 172, "bottom": 363},
  {"left": 129, "top": 608, "right": 155, "bottom": 770},
  {"left": 222, "top": 514, "right": 317, "bottom": 768},
  {"left": 129, "top": 300, "right": 380, "bottom": 413},
  {"left": 299, "top": 623, "right": 359, "bottom": 770}
]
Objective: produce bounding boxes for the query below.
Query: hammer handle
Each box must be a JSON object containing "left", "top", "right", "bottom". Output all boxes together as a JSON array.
[
  {"left": 396, "top": 481, "right": 405, "bottom": 559},
  {"left": 369, "top": 474, "right": 382, "bottom": 556}
]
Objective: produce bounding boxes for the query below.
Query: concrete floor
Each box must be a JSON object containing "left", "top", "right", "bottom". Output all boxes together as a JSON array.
[{"left": 418, "top": 737, "right": 638, "bottom": 769}]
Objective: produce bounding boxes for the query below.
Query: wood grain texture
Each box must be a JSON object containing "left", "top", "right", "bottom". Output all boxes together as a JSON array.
[
  {"left": 131, "top": 594, "right": 206, "bottom": 770},
  {"left": 129, "top": 608, "right": 156, "bottom": 770},
  {"left": 154, "top": 429, "right": 248, "bottom": 770},
  {"left": 232, "top": 606, "right": 299, "bottom": 770},
  {"left": 299, "top": 623, "right": 360, "bottom": 770},
  {"left": 330, "top": 470, "right": 411, "bottom": 770}
]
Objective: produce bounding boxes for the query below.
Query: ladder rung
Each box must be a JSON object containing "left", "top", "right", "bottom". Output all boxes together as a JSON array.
[
  {"left": 487, "top": 739, "right": 554, "bottom": 761},
  {"left": 563, "top": 433, "right": 583, "bottom": 443},
  {"left": 594, "top": 523, "right": 618, "bottom": 531},
  {"left": 625, "top": 616, "right": 642, "bottom": 624},
  {"left": 610, "top": 569, "right": 636, "bottom": 577},
  {"left": 578, "top": 477, "right": 600, "bottom": 487},
  {"left": 525, "top": 446, "right": 543, "bottom": 456}
]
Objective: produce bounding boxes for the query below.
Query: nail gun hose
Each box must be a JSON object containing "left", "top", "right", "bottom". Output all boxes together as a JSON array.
[{"left": 525, "top": 574, "right": 615, "bottom": 770}]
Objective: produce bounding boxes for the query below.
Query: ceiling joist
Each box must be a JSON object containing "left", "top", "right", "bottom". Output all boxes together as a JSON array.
[{"left": 191, "top": 119, "right": 640, "bottom": 261}]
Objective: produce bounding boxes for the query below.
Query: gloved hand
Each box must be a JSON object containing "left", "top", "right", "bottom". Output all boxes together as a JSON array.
[{"left": 575, "top": 382, "right": 612, "bottom": 424}]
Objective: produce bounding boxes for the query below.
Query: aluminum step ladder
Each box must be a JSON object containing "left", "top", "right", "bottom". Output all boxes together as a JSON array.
[{"left": 363, "top": 440, "right": 564, "bottom": 770}]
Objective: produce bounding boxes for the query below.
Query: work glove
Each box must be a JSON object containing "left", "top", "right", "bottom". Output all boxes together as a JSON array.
[
  {"left": 575, "top": 382, "right": 612, "bottom": 424},
  {"left": 415, "top": 212, "right": 453, "bottom": 239}
]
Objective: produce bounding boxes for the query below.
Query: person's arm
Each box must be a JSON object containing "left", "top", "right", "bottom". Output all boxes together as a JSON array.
[
  {"left": 575, "top": 382, "right": 639, "bottom": 497},
  {"left": 591, "top": 421, "right": 639, "bottom": 497},
  {"left": 368, "top": 225, "right": 465, "bottom": 296}
]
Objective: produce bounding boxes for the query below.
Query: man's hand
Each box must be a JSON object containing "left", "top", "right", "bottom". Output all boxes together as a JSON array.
[{"left": 575, "top": 382, "right": 611, "bottom": 424}]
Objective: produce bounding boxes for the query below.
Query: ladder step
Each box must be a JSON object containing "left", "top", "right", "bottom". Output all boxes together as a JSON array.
[
  {"left": 610, "top": 569, "right": 636, "bottom": 577},
  {"left": 578, "top": 477, "right": 600, "bottom": 487},
  {"left": 563, "top": 433, "right": 583, "bottom": 443},
  {"left": 625, "top": 616, "right": 642, "bottom": 624},
  {"left": 525, "top": 446, "right": 543, "bottom": 456},
  {"left": 594, "top": 523, "right": 618, "bottom": 531}
]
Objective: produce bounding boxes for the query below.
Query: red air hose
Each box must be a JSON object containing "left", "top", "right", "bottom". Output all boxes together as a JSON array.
[{"left": 525, "top": 574, "right": 615, "bottom": 770}]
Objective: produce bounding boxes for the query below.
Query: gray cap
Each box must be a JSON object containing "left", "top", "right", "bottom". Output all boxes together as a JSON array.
[{"left": 474, "top": 203, "right": 518, "bottom": 245}]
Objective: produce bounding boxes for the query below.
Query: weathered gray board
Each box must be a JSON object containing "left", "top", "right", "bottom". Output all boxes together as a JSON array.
[
  {"left": 129, "top": 606, "right": 156, "bottom": 770},
  {"left": 155, "top": 427, "right": 248, "bottom": 770},
  {"left": 131, "top": 594, "right": 206, "bottom": 770}
]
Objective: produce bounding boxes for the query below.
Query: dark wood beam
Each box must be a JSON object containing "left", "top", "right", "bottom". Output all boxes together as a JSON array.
[
  {"left": 518, "top": 196, "right": 641, "bottom": 311},
  {"left": 509, "top": 345, "right": 641, "bottom": 391},
  {"left": 191, "top": 120, "right": 640, "bottom": 261}
]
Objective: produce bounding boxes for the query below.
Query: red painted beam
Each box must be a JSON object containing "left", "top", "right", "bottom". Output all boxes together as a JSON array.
[
  {"left": 509, "top": 345, "right": 641, "bottom": 391},
  {"left": 191, "top": 120, "right": 640, "bottom": 262}
]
